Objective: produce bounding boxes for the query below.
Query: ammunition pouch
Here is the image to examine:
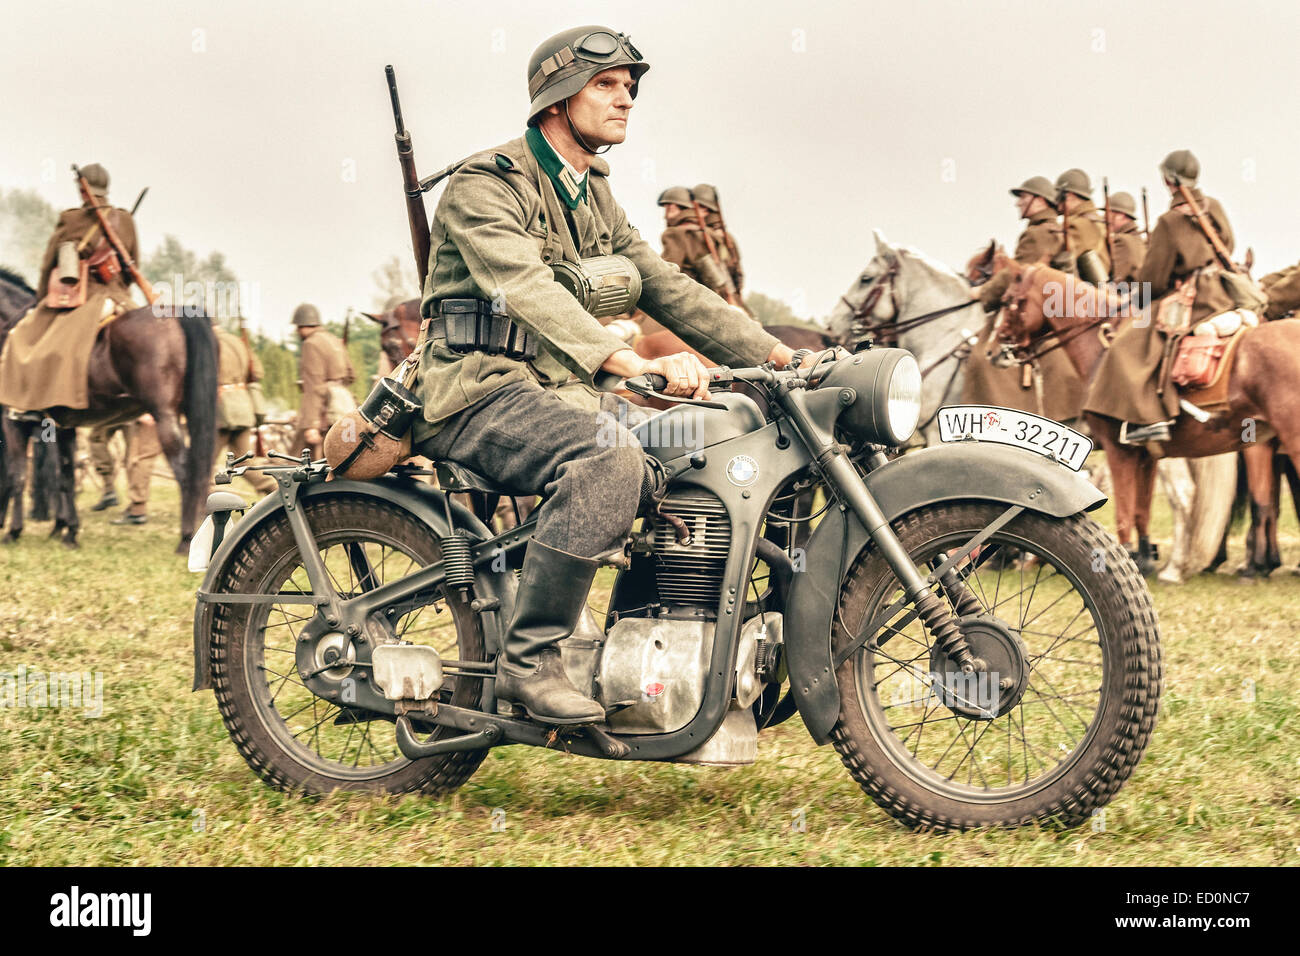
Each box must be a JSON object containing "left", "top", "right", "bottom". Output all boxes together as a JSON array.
[
  {"left": 550, "top": 254, "right": 642, "bottom": 317},
  {"left": 431, "top": 299, "right": 539, "bottom": 360}
]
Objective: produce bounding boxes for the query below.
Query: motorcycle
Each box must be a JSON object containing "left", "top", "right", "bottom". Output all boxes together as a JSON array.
[{"left": 190, "top": 348, "right": 1161, "bottom": 831}]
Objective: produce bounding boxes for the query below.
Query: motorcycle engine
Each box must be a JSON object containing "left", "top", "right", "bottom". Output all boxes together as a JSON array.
[{"left": 651, "top": 489, "right": 731, "bottom": 611}]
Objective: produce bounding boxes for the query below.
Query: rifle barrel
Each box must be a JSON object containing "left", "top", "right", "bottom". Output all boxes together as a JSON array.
[{"left": 386, "top": 65, "right": 405, "bottom": 134}]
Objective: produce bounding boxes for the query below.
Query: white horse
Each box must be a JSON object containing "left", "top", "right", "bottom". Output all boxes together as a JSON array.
[
  {"left": 827, "top": 230, "right": 984, "bottom": 448},
  {"left": 826, "top": 229, "right": 1235, "bottom": 583}
]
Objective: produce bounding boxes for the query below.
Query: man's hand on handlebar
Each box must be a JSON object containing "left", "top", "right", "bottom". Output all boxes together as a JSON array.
[{"left": 603, "top": 348, "right": 714, "bottom": 400}]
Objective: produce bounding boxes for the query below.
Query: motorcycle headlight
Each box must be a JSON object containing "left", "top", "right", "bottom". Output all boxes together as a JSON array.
[{"left": 817, "top": 348, "right": 922, "bottom": 447}]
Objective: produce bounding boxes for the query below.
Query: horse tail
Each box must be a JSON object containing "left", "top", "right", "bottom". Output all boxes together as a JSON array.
[
  {"left": 179, "top": 314, "right": 218, "bottom": 534},
  {"left": 1185, "top": 452, "right": 1239, "bottom": 572}
]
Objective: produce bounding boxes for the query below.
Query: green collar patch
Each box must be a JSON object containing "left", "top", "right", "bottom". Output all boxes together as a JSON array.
[{"left": 525, "top": 126, "right": 587, "bottom": 209}]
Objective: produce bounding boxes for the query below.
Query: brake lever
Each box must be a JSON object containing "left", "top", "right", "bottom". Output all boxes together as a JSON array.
[{"left": 624, "top": 372, "right": 730, "bottom": 410}]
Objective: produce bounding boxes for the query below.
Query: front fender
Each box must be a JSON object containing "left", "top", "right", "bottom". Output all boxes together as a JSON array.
[
  {"left": 785, "top": 443, "right": 1105, "bottom": 744},
  {"left": 191, "top": 475, "right": 504, "bottom": 691}
]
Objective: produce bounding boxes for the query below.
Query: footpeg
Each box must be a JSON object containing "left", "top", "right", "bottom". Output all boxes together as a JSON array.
[
  {"left": 395, "top": 715, "right": 500, "bottom": 759},
  {"left": 583, "top": 723, "right": 631, "bottom": 759}
]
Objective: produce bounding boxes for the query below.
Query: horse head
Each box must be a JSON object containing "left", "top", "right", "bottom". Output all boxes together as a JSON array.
[
  {"left": 993, "top": 262, "right": 1122, "bottom": 369},
  {"left": 827, "top": 229, "right": 903, "bottom": 344},
  {"left": 366, "top": 297, "right": 422, "bottom": 367},
  {"left": 0, "top": 266, "right": 37, "bottom": 355},
  {"left": 964, "top": 239, "right": 1002, "bottom": 287}
]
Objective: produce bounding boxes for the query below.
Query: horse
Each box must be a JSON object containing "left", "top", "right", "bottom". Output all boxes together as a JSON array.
[
  {"left": 0, "top": 268, "right": 217, "bottom": 553},
  {"left": 826, "top": 231, "right": 990, "bottom": 447},
  {"left": 996, "top": 259, "right": 1300, "bottom": 577}
]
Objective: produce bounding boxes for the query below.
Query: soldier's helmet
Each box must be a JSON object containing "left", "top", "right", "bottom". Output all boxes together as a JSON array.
[
  {"left": 1010, "top": 176, "right": 1056, "bottom": 204},
  {"left": 80, "top": 163, "right": 110, "bottom": 198},
  {"left": 1160, "top": 149, "right": 1200, "bottom": 187},
  {"left": 1109, "top": 191, "right": 1138, "bottom": 219},
  {"left": 292, "top": 303, "right": 322, "bottom": 327},
  {"left": 527, "top": 26, "right": 649, "bottom": 126},
  {"left": 1054, "top": 168, "right": 1093, "bottom": 201},
  {"left": 691, "top": 184, "right": 720, "bottom": 212},
  {"left": 657, "top": 186, "right": 694, "bottom": 208}
]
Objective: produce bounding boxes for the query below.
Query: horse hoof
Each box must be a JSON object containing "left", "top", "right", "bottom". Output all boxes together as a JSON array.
[
  {"left": 175, "top": 539, "right": 191, "bottom": 556},
  {"left": 3, "top": 530, "right": 18, "bottom": 543},
  {"left": 1156, "top": 568, "right": 1184, "bottom": 585},
  {"left": 62, "top": 536, "right": 79, "bottom": 550}
]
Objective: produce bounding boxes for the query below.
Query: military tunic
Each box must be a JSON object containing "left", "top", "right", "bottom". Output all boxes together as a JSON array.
[
  {"left": 1110, "top": 221, "right": 1147, "bottom": 284},
  {"left": 215, "top": 328, "right": 275, "bottom": 495},
  {"left": 1085, "top": 189, "right": 1235, "bottom": 425},
  {"left": 297, "top": 329, "right": 355, "bottom": 433},
  {"left": 1061, "top": 199, "right": 1110, "bottom": 273},
  {"left": 413, "top": 134, "right": 778, "bottom": 439},
  {"left": 660, "top": 221, "right": 732, "bottom": 296}
]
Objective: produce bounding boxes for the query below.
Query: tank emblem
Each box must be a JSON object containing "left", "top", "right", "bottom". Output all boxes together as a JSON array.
[{"left": 726, "top": 455, "right": 758, "bottom": 487}]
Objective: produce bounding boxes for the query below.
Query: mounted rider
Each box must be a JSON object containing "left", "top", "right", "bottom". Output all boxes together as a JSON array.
[
  {"left": 0, "top": 163, "right": 140, "bottom": 412},
  {"left": 1084, "top": 150, "right": 1238, "bottom": 446},
  {"left": 965, "top": 175, "right": 1085, "bottom": 422},
  {"left": 657, "top": 185, "right": 725, "bottom": 295},
  {"left": 692, "top": 183, "right": 746, "bottom": 302},
  {"left": 1106, "top": 190, "right": 1147, "bottom": 283},
  {"left": 410, "top": 25, "right": 795, "bottom": 724},
  {"left": 1051, "top": 168, "right": 1110, "bottom": 281}
]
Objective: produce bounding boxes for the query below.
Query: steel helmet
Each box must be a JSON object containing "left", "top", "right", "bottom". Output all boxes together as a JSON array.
[
  {"left": 527, "top": 26, "right": 649, "bottom": 126},
  {"left": 691, "top": 183, "right": 720, "bottom": 212},
  {"left": 292, "top": 303, "right": 322, "bottom": 327},
  {"left": 1054, "top": 168, "right": 1093, "bottom": 201},
  {"left": 1010, "top": 175, "right": 1056, "bottom": 204},
  {"left": 1160, "top": 149, "right": 1200, "bottom": 187},
  {"left": 657, "top": 186, "right": 693, "bottom": 207},
  {"left": 80, "top": 163, "right": 110, "bottom": 198},
  {"left": 1109, "top": 191, "right": 1138, "bottom": 219}
]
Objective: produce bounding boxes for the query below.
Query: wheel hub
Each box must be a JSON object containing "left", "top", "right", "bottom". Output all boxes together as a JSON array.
[{"left": 928, "top": 615, "right": 1029, "bottom": 720}]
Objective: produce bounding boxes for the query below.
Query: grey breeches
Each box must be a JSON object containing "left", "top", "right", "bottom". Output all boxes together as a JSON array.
[{"left": 418, "top": 379, "right": 650, "bottom": 558}]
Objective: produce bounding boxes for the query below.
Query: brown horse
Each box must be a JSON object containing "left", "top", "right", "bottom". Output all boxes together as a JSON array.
[
  {"left": 0, "top": 267, "right": 217, "bottom": 553},
  {"left": 996, "top": 260, "right": 1300, "bottom": 575},
  {"left": 964, "top": 239, "right": 1002, "bottom": 287}
]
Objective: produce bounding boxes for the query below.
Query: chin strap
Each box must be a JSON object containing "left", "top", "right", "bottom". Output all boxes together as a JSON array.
[{"left": 564, "top": 101, "right": 612, "bottom": 156}]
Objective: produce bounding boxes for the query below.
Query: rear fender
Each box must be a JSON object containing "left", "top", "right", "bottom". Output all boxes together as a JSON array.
[
  {"left": 784, "top": 442, "right": 1105, "bottom": 744},
  {"left": 192, "top": 476, "right": 506, "bottom": 691}
]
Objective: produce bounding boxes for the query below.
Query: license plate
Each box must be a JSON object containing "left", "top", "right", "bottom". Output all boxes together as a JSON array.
[{"left": 936, "top": 405, "right": 1092, "bottom": 471}]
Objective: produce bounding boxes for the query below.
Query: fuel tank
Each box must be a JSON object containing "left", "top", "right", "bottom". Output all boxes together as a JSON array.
[{"left": 631, "top": 392, "right": 766, "bottom": 463}]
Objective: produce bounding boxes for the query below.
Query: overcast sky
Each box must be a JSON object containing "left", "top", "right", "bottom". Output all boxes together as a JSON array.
[{"left": 3, "top": 0, "right": 1299, "bottom": 340}]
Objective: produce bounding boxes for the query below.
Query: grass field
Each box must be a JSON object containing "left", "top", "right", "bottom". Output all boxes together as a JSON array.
[{"left": 1, "top": 467, "right": 1297, "bottom": 866}]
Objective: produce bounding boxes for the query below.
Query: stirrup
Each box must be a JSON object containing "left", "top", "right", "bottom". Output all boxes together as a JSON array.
[{"left": 1119, "top": 421, "right": 1172, "bottom": 445}]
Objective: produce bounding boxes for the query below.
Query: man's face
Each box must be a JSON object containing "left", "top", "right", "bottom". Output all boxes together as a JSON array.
[
  {"left": 663, "top": 203, "right": 689, "bottom": 227},
  {"left": 1108, "top": 210, "right": 1134, "bottom": 231},
  {"left": 566, "top": 66, "right": 635, "bottom": 147},
  {"left": 296, "top": 325, "right": 313, "bottom": 341},
  {"left": 1015, "top": 193, "right": 1046, "bottom": 219}
]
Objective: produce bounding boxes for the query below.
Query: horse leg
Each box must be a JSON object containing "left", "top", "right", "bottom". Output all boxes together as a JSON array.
[
  {"left": 1132, "top": 454, "right": 1160, "bottom": 576},
  {"left": 2, "top": 419, "right": 31, "bottom": 541},
  {"left": 1099, "top": 439, "right": 1140, "bottom": 552},
  {"left": 1156, "top": 458, "right": 1194, "bottom": 584},
  {"left": 1239, "top": 441, "right": 1278, "bottom": 577},
  {"left": 54, "top": 427, "right": 80, "bottom": 547},
  {"left": 153, "top": 410, "right": 193, "bottom": 554}
]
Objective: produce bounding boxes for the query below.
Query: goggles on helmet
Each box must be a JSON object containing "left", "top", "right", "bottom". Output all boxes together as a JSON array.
[{"left": 528, "top": 32, "right": 643, "bottom": 98}]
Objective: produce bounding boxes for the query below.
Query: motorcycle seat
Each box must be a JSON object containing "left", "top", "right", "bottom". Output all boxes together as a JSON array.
[{"left": 434, "top": 461, "right": 519, "bottom": 497}]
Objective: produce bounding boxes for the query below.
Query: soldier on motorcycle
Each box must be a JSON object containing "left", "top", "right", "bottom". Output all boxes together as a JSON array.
[{"left": 410, "top": 25, "right": 797, "bottom": 724}]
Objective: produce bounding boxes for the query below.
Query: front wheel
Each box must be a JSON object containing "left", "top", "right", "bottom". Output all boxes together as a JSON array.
[{"left": 831, "top": 501, "right": 1162, "bottom": 831}]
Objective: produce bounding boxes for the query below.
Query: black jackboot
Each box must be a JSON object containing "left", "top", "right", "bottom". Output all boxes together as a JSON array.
[{"left": 495, "top": 539, "right": 606, "bottom": 725}]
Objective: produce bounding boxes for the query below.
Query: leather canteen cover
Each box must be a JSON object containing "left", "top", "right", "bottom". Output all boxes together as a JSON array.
[
  {"left": 325, "top": 411, "right": 412, "bottom": 480},
  {"left": 217, "top": 384, "right": 256, "bottom": 431},
  {"left": 1170, "top": 335, "right": 1227, "bottom": 388}
]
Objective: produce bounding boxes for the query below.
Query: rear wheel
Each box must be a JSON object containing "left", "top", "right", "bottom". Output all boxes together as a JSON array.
[
  {"left": 209, "top": 496, "right": 489, "bottom": 796},
  {"left": 830, "top": 501, "right": 1161, "bottom": 831}
]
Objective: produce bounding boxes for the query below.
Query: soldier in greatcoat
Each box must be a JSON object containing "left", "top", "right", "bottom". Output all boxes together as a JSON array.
[
  {"left": 292, "top": 304, "right": 356, "bottom": 457},
  {"left": 1085, "top": 150, "right": 1237, "bottom": 445},
  {"left": 1107, "top": 191, "right": 1147, "bottom": 284}
]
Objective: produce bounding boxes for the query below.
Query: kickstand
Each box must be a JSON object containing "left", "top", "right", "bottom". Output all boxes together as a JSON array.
[{"left": 584, "top": 723, "right": 631, "bottom": 759}]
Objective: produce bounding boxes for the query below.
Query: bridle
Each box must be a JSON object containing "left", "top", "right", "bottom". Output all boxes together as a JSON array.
[
  {"left": 841, "top": 254, "right": 980, "bottom": 348},
  {"left": 996, "top": 263, "right": 1117, "bottom": 366}
]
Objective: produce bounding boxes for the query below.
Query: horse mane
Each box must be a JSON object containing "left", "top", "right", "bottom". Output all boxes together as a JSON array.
[
  {"left": 897, "top": 246, "right": 964, "bottom": 283},
  {"left": 0, "top": 265, "right": 34, "bottom": 296}
]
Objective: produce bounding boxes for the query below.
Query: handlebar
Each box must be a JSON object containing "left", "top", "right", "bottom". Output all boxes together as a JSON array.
[{"left": 622, "top": 350, "right": 843, "bottom": 408}]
